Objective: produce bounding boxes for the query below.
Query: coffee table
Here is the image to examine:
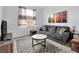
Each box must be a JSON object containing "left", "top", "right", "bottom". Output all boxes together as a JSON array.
[{"left": 32, "top": 34, "right": 47, "bottom": 47}]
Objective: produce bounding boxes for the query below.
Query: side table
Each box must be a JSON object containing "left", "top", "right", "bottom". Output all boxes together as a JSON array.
[
  {"left": 71, "top": 39, "right": 79, "bottom": 52},
  {"left": 30, "top": 30, "right": 37, "bottom": 35},
  {"left": 72, "top": 32, "right": 79, "bottom": 38},
  {"left": 0, "top": 40, "right": 13, "bottom": 53}
]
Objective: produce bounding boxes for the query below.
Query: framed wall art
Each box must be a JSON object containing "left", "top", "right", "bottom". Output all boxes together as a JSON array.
[{"left": 48, "top": 11, "right": 67, "bottom": 23}]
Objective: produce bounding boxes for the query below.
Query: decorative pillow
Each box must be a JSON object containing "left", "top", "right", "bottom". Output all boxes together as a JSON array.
[
  {"left": 49, "top": 28, "right": 55, "bottom": 34},
  {"left": 59, "top": 30, "right": 63, "bottom": 34},
  {"left": 59, "top": 28, "right": 66, "bottom": 34},
  {"left": 47, "top": 27, "right": 51, "bottom": 31},
  {"left": 56, "top": 27, "right": 61, "bottom": 33},
  {"left": 61, "top": 28, "right": 66, "bottom": 32}
]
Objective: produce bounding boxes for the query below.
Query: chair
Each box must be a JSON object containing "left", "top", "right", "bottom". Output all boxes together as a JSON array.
[{"left": 71, "top": 39, "right": 79, "bottom": 52}]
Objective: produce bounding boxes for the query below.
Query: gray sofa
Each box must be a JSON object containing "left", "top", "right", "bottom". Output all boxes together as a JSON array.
[{"left": 39, "top": 25, "right": 73, "bottom": 45}]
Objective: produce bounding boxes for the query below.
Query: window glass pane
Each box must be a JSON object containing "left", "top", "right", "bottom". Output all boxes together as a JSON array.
[
  {"left": 18, "top": 7, "right": 36, "bottom": 26},
  {"left": 21, "top": 8, "right": 26, "bottom": 16},
  {"left": 19, "top": 19, "right": 33, "bottom": 25},
  {"left": 19, "top": 19, "right": 27, "bottom": 25},
  {"left": 26, "top": 9, "right": 33, "bottom": 17}
]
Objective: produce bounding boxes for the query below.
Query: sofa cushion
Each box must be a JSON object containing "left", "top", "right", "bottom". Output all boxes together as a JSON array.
[
  {"left": 56, "top": 26, "right": 70, "bottom": 33},
  {"left": 62, "top": 27, "right": 70, "bottom": 32},
  {"left": 56, "top": 27, "right": 62, "bottom": 33},
  {"left": 58, "top": 28, "right": 67, "bottom": 34},
  {"left": 47, "top": 26, "right": 52, "bottom": 31},
  {"left": 49, "top": 27, "right": 56, "bottom": 33},
  {"left": 51, "top": 33, "right": 63, "bottom": 41}
]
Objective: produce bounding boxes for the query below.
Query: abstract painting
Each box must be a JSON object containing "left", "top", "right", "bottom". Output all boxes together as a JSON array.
[{"left": 48, "top": 11, "right": 67, "bottom": 23}]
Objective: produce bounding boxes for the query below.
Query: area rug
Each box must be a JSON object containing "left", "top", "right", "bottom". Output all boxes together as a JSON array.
[{"left": 16, "top": 36, "right": 65, "bottom": 53}]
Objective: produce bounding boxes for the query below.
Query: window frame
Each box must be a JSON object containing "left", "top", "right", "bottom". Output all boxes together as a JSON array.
[{"left": 18, "top": 6, "right": 36, "bottom": 26}]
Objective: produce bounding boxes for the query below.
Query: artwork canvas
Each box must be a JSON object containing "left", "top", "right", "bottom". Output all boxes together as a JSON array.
[{"left": 48, "top": 11, "right": 67, "bottom": 23}]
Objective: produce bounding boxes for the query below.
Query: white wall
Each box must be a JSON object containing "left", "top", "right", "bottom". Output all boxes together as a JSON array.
[
  {"left": 23, "top": 6, "right": 44, "bottom": 29},
  {"left": 1, "top": 6, "right": 79, "bottom": 37},
  {"left": 2, "top": 6, "right": 29, "bottom": 38},
  {"left": 43, "top": 6, "right": 79, "bottom": 31},
  {"left": 36, "top": 8, "right": 44, "bottom": 29},
  {"left": 2, "top": 6, "right": 44, "bottom": 38},
  {"left": 0, "top": 7, "right": 2, "bottom": 35}
]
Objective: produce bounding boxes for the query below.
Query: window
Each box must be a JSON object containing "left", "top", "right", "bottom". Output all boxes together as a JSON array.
[{"left": 18, "top": 6, "right": 36, "bottom": 26}]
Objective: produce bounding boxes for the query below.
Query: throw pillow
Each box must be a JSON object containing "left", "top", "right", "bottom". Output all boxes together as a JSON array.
[
  {"left": 49, "top": 28, "right": 55, "bottom": 34},
  {"left": 61, "top": 28, "right": 66, "bottom": 32},
  {"left": 58, "top": 28, "right": 66, "bottom": 34}
]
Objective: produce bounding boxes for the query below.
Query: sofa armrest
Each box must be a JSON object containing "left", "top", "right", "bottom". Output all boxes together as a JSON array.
[
  {"left": 62, "top": 32, "right": 71, "bottom": 44},
  {"left": 38, "top": 28, "right": 46, "bottom": 34}
]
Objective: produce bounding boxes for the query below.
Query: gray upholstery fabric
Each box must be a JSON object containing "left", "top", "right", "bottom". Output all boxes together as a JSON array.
[
  {"left": 39, "top": 31, "right": 46, "bottom": 34},
  {"left": 39, "top": 25, "right": 72, "bottom": 45},
  {"left": 56, "top": 27, "right": 62, "bottom": 33},
  {"left": 51, "top": 33, "right": 62, "bottom": 40},
  {"left": 49, "top": 27, "right": 56, "bottom": 33},
  {"left": 62, "top": 32, "right": 70, "bottom": 44}
]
